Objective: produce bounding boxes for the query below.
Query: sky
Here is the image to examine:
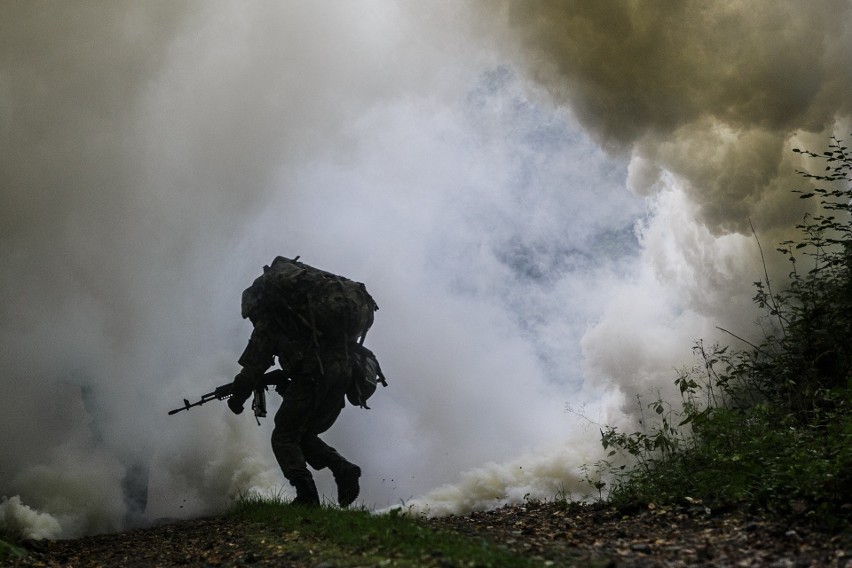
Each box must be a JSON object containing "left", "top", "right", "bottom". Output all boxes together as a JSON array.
[{"left": 1, "top": 1, "right": 850, "bottom": 538}]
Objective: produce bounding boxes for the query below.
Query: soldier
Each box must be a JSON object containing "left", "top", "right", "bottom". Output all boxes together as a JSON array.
[{"left": 226, "top": 287, "right": 362, "bottom": 508}]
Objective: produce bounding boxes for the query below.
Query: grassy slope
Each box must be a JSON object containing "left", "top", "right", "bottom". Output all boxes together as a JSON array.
[{"left": 228, "top": 498, "right": 539, "bottom": 567}]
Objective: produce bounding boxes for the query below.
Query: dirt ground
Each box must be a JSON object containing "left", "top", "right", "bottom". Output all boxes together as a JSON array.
[
  {"left": 7, "top": 501, "right": 852, "bottom": 567},
  {"left": 427, "top": 500, "right": 852, "bottom": 567}
]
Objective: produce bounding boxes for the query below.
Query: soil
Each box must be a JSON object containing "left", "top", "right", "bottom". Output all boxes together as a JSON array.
[
  {"left": 6, "top": 501, "right": 851, "bottom": 567},
  {"left": 427, "top": 501, "right": 852, "bottom": 567}
]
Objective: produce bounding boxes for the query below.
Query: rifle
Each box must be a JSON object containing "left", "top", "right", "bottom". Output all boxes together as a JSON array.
[{"left": 168, "top": 370, "right": 289, "bottom": 425}]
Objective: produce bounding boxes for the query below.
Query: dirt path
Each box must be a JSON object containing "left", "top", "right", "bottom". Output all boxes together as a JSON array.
[
  {"left": 7, "top": 502, "right": 851, "bottom": 567},
  {"left": 427, "top": 501, "right": 852, "bottom": 567}
]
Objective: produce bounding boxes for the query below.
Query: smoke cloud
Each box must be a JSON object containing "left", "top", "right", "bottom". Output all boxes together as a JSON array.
[
  {"left": 481, "top": 0, "right": 852, "bottom": 403},
  {"left": 1, "top": 1, "right": 850, "bottom": 537},
  {"left": 511, "top": 2, "right": 851, "bottom": 226}
]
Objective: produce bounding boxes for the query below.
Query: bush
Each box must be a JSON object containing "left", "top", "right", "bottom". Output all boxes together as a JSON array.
[{"left": 594, "top": 136, "right": 852, "bottom": 529}]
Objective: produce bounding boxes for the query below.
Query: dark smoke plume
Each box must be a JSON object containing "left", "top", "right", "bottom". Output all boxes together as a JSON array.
[{"left": 495, "top": 0, "right": 852, "bottom": 233}]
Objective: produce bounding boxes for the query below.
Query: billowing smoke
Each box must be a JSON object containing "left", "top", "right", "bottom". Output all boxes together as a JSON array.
[
  {"left": 479, "top": 0, "right": 852, "bottom": 404},
  {"left": 501, "top": 1, "right": 852, "bottom": 237},
  {"left": 1, "top": 1, "right": 849, "bottom": 537}
]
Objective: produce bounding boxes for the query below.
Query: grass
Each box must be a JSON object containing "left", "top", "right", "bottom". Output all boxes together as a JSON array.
[
  {"left": 0, "top": 531, "right": 27, "bottom": 562},
  {"left": 228, "top": 493, "right": 539, "bottom": 567}
]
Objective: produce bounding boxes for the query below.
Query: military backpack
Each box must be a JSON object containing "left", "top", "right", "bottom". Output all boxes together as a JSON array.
[
  {"left": 241, "top": 255, "right": 378, "bottom": 345},
  {"left": 241, "top": 256, "right": 388, "bottom": 408}
]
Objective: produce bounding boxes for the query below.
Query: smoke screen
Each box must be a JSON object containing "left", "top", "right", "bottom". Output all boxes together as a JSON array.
[{"left": 1, "top": 1, "right": 850, "bottom": 537}]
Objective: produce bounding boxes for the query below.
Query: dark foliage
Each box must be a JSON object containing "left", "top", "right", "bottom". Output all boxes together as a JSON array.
[{"left": 595, "top": 136, "right": 852, "bottom": 530}]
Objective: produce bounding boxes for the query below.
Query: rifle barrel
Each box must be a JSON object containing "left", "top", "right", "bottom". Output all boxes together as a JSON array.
[{"left": 168, "top": 398, "right": 192, "bottom": 415}]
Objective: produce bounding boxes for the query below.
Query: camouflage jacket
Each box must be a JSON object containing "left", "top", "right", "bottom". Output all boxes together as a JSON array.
[{"left": 231, "top": 317, "right": 349, "bottom": 402}]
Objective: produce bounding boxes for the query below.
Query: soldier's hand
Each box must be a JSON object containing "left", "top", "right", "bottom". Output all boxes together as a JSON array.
[{"left": 227, "top": 397, "right": 244, "bottom": 415}]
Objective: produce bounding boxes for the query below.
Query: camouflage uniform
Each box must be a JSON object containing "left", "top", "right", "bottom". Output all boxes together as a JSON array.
[{"left": 228, "top": 319, "right": 361, "bottom": 507}]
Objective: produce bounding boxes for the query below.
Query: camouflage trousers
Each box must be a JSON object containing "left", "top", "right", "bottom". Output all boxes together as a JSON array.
[{"left": 271, "top": 357, "right": 354, "bottom": 490}]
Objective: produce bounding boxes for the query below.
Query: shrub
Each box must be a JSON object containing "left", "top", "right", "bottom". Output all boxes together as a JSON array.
[{"left": 594, "top": 136, "right": 852, "bottom": 529}]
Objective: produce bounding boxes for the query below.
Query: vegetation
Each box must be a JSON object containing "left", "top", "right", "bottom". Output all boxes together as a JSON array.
[
  {"left": 0, "top": 531, "right": 27, "bottom": 562},
  {"left": 591, "top": 136, "right": 852, "bottom": 529},
  {"left": 228, "top": 492, "right": 536, "bottom": 567}
]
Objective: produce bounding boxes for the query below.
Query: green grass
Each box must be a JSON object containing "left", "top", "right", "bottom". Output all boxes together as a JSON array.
[
  {"left": 229, "top": 493, "right": 538, "bottom": 567},
  {"left": 0, "top": 533, "right": 27, "bottom": 562}
]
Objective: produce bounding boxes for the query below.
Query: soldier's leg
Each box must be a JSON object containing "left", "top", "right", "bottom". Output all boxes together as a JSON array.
[
  {"left": 271, "top": 379, "right": 319, "bottom": 505},
  {"left": 302, "top": 364, "right": 360, "bottom": 507},
  {"left": 302, "top": 434, "right": 361, "bottom": 507}
]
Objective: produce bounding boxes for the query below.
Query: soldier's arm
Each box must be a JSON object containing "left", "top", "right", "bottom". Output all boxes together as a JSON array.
[{"left": 228, "top": 325, "right": 276, "bottom": 414}]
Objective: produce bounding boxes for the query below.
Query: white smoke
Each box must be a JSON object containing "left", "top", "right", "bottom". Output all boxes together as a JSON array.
[
  {"left": 2, "top": 1, "right": 849, "bottom": 538},
  {"left": 0, "top": 497, "right": 62, "bottom": 541},
  {"left": 388, "top": 0, "right": 852, "bottom": 513}
]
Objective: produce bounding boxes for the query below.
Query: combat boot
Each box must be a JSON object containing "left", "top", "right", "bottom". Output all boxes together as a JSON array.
[
  {"left": 333, "top": 462, "right": 361, "bottom": 507},
  {"left": 290, "top": 477, "right": 320, "bottom": 507}
]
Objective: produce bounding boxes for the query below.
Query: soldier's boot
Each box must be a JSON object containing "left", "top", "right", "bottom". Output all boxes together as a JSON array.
[
  {"left": 290, "top": 476, "right": 320, "bottom": 507},
  {"left": 332, "top": 461, "right": 361, "bottom": 508}
]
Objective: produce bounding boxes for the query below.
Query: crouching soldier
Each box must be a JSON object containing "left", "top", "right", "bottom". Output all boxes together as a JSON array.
[{"left": 226, "top": 257, "right": 385, "bottom": 507}]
